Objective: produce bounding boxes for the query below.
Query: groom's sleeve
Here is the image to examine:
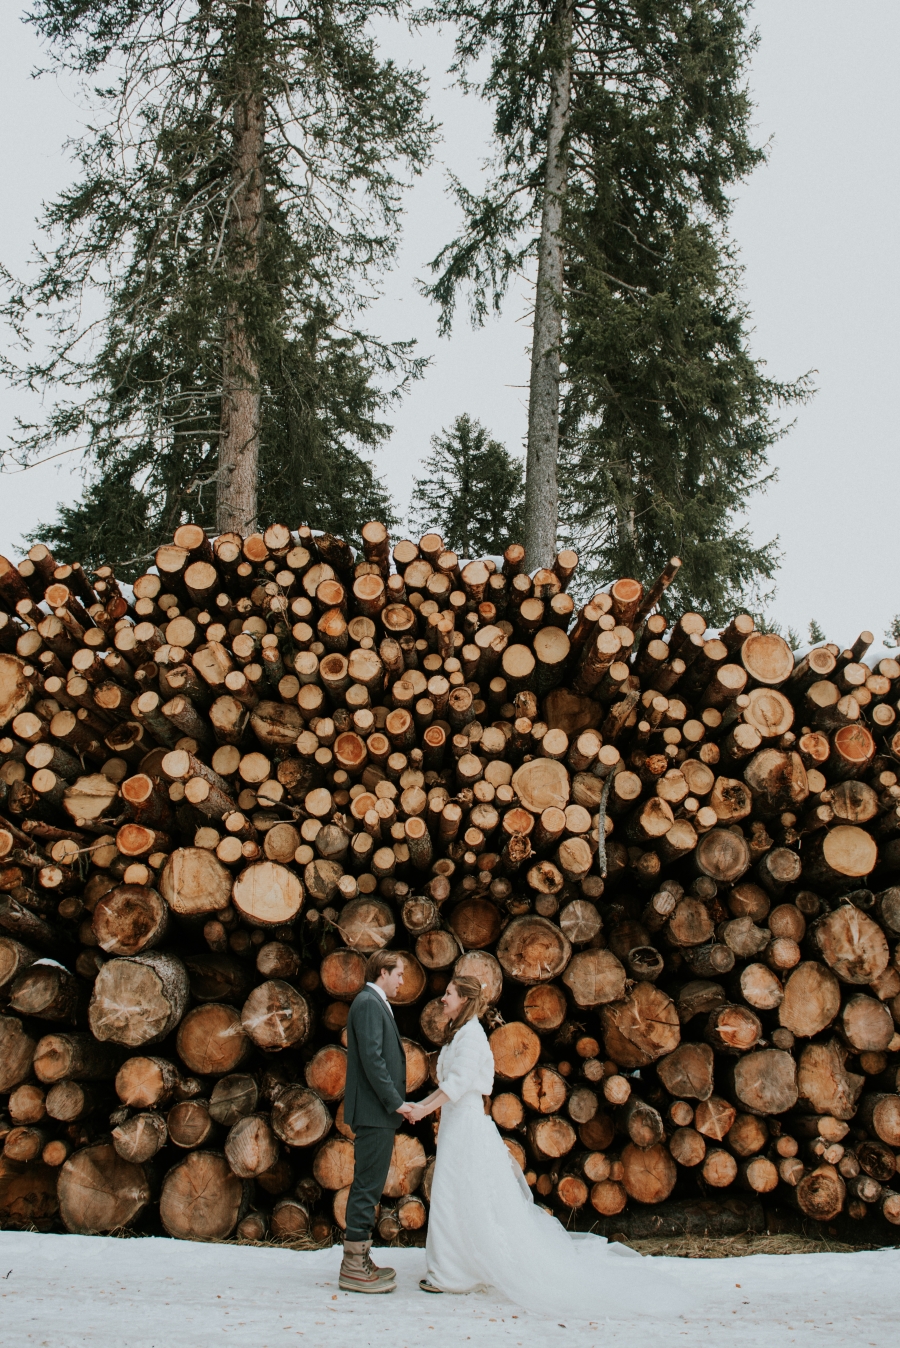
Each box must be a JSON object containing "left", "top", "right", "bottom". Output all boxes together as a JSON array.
[{"left": 355, "top": 998, "right": 405, "bottom": 1114}]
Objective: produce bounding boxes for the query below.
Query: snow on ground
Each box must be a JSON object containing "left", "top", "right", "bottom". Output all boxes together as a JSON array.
[{"left": 0, "top": 1231, "right": 896, "bottom": 1348}]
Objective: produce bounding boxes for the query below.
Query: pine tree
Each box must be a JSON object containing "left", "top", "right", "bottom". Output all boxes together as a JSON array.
[
  {"left": 421, "top": 0, "right": 812, "bottom": 607},
  {"left": 408, "top": 414, "right": 524, "bottom": 556},
  {"left": 808, "top": 619, "right": 826, "bottom": 644},
  {"left": 2, "top": 0, "right": 434, "bottom": 574}
]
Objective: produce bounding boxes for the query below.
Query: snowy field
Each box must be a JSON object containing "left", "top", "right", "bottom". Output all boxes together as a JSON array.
[{"left": 0, "top": 1231, "right": 897, "bottom": 1348}]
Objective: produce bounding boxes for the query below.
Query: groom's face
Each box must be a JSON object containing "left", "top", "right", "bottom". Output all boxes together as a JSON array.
[{"left": 379, "top": 964, "right": 405, "bottom": 1000}]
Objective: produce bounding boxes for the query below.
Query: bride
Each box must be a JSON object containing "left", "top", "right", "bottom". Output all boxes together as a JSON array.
[{"left": 407, "top": 975, "right": 688, "bottom": 1319}]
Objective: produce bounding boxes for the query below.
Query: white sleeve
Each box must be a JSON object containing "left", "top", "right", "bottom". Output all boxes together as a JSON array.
[{"left": 439, "top": 1024, "right": 495, "bottom": 1101}]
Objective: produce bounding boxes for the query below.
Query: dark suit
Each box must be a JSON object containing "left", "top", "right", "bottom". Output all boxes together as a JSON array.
[{"left": 343, "top": 984, "right": 406, "bottom": 1240}]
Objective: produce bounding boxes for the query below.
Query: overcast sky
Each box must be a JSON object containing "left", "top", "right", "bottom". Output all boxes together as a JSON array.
[{"left": 0, "top": 1, "right": 898, "bottom": 653}]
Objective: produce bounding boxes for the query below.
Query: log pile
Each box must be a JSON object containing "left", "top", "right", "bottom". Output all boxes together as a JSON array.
[{"left": 1, "top": 523, "right": 900, "bottom": 1244}]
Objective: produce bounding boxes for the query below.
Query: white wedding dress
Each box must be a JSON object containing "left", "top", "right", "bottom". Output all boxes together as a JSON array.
[{"left": 425, "top": 1017, "right": 689, "bottom": 1320}]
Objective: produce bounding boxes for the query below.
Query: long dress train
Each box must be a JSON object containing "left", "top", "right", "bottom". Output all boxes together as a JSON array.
[{"left": 424, "top": 1017, "right": 691, "bottom": 1320}]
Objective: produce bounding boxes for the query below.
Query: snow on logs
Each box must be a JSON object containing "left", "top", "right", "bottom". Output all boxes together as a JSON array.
[{"left": 1, "top": 524, "right": 900, "bottom": 1241}]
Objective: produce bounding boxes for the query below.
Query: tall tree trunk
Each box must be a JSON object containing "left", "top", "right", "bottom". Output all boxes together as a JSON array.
[
  {"left": 523, "top": 0, "right": 573, "bottom": 569},
  {"left": 217, "top": 0, "right": 265, "bottom": 535}
]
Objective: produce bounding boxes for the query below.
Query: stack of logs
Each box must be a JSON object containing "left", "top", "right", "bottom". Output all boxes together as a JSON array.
[{"left": 1, "top": 521, "right": 900, "bottom": 1247}]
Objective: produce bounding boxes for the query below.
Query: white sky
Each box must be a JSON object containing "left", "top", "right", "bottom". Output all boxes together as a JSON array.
[{"left": 0, "top": 1, "right": 898, "bottom": 653}]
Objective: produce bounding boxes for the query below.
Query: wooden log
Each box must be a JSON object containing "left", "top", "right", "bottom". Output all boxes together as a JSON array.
[
  {"left": 620, "top": 1142, "right": 677, "bottom": 1204},
  {"left": 208, "top": 1074, "right": 259, "bottom": 1127},
  {"left": 167, "top": 1099, "right": 215, "bottom": 1150},
  {"left": 704, "top": 1003, "right": 762, "bottom": 1055},
  {"left": 0, "top": 1156, "right": 59, "bottom": 1230},
  {"left": 600, "top": 983, "right": 680, "bottom": 1069},
  {"left": 58, "top": 1142, "right": 151, "bottom": 1234},
  {"left": 803, "top": 826, "right": 878, "bottom": 890},
  {"left": 590, "top": 1179, "right": 628, "bottom": 1216},
  {"left": 730, "top": 1048, "right": 798, "bottom": 1116},
  {"left": 115, "top": 1056, "right": 180, "bottom": 1109},
  {"left": 856, "top": 1094, "right": 900, "bottom": 1147},
  {"left": 160, "top": 1150, "right": 246, "bottom": 1240},
  {"left": 314, "top": 1135, "right": 355, "bottom": 1190},
  {"left": 225, "top": 1115, "right": 280, "bottom": 1179},
  {"left": 271, "top": 1085, "right": 332, "bottom": 1148},
  {"left": 795, "top": 1163, "right": 845, "bottom": 1222},
  {"left": 693, "top": 1095, "right": 737, "bottom": 1141},
  {"left": 8, "top": 963, "right": 78, "bottom": 1022},
  {"left": 694, "top": 828, "right": 750, "bottom": 885},
  {"left": 304, "top": 1045, "right": 348, "bottom": 1102},
  {"left": 449, "top": 897, "right": 502, "bottom": 950},
  {"left": 495, "top": 915, "right": 572, "bottom": 983},
  {"left": 0, "top": 655, "right": 32, "bottom": 729},
  {"left": 490, "top": 1021, "right": 541, "bottom": 1079},
  {"left": 811, "top": 905, "right": 888, "bottom": 984},
  {"left": 702, "top": 1148, "right": 738, "bottom": 1188},
  {"left": 241, "top": 980, "right": 312, "bottom": 1050},
  {"left": 561, "top": 948, "right": 626, "bottom": 1008},
  {"left": 319, "top": 949, "right": 367, "bottom": 1001},
  {"left": 656, "top": 1042, "right": 715, "bottom": 1101},
  {"left": 528, "top": 1116, "right": 577, "bottom": 1163},
  {"left": 268, "top": 1199, "right": 309, "bottom": 1242},
  {"left": 159, "top": 847, "right": 233, "bottom": 917},
  {"left": 112, "top": 1111, "right": 168, "bottom": 1164},
  {"left": 415, "top": 929, "right": 459, "bottom": 970},
  {"left": 521, "top": 1065, "right": 568, "bottom": 1115},
  {"left": 89, "top": 953, "right": 189, "bottom": 1047},
  {"left": 778, "top": 962, "right": 840, "bottom": 1037},
  {"left": 743, "top": 749, "right": 809, "bottom": 815},
  {"left": 232, "top": 861, "right": 304, "bottom": 927},
  {"left": 91, "top": 884, "right": 169, "bottom": 956},
  {"left": 383, "top": 1132, "right": 427, "bottom": 1198},
  {"left": 184, "top": 953, "right": 254, "bottom": 1005},
  {"left": 176, "top": 1004, "right": 251, "bottom": 1076},
  {"left": 618, "top": 1096, "right": 664, "bottom": 1148},
  {"left": 520, "top": 982, "right": 568, "bottom": 1032},
  {"left": 840, "top": 994, "right": 894, "bottom": 1052},
  {"left": 33, "top": 1032, "right": 119, "bottom": 1084},
  {"left": 669, "top": 1127, "right": 706, "bottom": 1168},
  {"left": 0, "top": 937, "right": 38, "bottom": 988},
  {"left": 740, "top": 632, "right": 794, "bottom": 686}
]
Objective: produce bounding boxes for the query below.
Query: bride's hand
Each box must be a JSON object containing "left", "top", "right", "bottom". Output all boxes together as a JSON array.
[{"left": 408, "top": 1103, "right": 426, "bottom": 1123}]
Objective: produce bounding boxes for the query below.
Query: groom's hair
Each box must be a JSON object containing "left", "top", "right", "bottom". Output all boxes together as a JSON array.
[{"left": 365, "top": 949, "right": 402, "bottom": 983}]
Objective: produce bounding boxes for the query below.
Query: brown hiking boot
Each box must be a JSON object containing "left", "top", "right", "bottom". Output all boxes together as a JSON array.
[
  {"left": 339, "top": 1239, "right": 396, "bottom": 1294},
  {"left": 363, "top": 1242, "right": 396, "bottom": 1283}
]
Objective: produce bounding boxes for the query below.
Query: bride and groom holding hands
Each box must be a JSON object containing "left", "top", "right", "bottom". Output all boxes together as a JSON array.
[{"left": 339, "top": 949, "right": 681, "bottom": 1319}]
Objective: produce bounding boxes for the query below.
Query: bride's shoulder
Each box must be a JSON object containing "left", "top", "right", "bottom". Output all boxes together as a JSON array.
[{"left": 463, "top": 1017, "right": 490, "bottom": 1046}]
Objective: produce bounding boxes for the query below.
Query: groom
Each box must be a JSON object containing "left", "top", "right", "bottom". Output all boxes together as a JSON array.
[{"left": 339, "top": 949, "right": 414, "bottom": 1294}]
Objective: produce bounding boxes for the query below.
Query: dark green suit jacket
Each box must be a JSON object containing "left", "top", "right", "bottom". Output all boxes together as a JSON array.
[{"left": 344, "top": 985, "right": 406, "bottom": 1132}]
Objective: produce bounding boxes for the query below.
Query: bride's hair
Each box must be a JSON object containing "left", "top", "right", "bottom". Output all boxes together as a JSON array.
[{"left": 444, "top": 975, "right": 486, "bottom": 1042}]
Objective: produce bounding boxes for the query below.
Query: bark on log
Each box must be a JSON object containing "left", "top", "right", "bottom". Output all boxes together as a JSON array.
[{"left": 89, "top": 953, "right": 189, "bottom": 1047}]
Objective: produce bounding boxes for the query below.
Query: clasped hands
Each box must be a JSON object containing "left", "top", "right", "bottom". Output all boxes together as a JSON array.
[{"left": 397, "top": 1100, "right": 427, "bottom": 1124}]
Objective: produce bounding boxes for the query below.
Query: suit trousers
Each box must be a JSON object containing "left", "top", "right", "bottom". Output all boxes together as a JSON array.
[{"left": 345, "top": 1125, "right": 396, "bottom": 1241}]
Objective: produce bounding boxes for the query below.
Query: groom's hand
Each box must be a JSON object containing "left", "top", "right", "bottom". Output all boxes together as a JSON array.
[{"left": 396, "top": 1101, "right": 416, "bottom": 1122}]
